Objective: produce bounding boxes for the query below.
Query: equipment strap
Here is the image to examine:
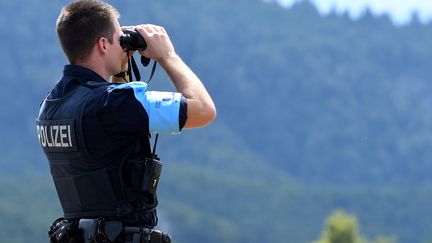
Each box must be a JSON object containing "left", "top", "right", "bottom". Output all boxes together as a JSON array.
[{"left": 128, "top": 55, "right": 157, "bottom": 84}]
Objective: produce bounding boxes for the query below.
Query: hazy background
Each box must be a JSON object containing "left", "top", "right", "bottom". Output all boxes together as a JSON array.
[
  {"left": 1, "top": 0, "right": 432, "bottom": 242},
  {"left": 279, "top": 0, "right": 432, "bottom": 24}
]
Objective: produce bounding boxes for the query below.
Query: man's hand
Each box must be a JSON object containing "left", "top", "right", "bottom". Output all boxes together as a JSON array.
[{"left": 134, "top": 24, "right": 175, "bottom": 62}]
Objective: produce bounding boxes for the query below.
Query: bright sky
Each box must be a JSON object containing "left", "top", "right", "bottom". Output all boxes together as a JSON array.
[{"left": 277, "top": 0, "right": 432, "bottom": 25}]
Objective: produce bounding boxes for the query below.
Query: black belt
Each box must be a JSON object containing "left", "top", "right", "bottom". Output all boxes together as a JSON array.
[
  {"left": 79, "top": 218, "right": 171, "bottom": 243},
  {"left": 48, "top": 217, "right": 171, "bottom": 243}
]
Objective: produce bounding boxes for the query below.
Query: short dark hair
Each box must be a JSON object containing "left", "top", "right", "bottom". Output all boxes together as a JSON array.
[{"left": 56, "top": 0, "right": 120, "bottom": 63}]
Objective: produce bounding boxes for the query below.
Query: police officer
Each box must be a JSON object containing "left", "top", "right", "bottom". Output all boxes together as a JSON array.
[{"left": 36, "top": 0, "right": 216, "bottom": 242}]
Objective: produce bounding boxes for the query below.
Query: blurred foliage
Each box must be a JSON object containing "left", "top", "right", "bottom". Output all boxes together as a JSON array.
[
  {"left": 313, "top": 210, "right": 363, "bottom": 243},
  {"left": 313, "top": 210, "right": 398, "bottom": 243},
  {"left": 2, "top": 0, "right": 432, "bottom": 242}
]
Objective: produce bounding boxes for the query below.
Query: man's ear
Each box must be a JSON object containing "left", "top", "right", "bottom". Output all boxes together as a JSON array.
[{"left": 96, "top": 37, "right": 109, "bottom": 54}]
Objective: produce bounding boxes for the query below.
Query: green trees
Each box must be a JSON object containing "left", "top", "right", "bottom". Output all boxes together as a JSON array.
[
  {"left": 314, "top": 210, "right": 397, "bottom": 243},
  {"left": 314, "top": 210, "right": 364, "bottom": 243}
]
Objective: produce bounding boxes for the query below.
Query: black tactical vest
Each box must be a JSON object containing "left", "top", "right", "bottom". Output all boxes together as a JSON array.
[{"left": 36, "top": 83, "right": 156, "bottom": 219}]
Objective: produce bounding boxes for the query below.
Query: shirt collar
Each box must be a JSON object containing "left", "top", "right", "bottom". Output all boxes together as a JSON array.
[{"left": 63, "top": 64, "right": 108, "bottom": 83}]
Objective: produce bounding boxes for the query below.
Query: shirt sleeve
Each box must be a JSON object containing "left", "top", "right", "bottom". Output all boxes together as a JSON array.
[{"left": 108, "top": 82, "right": 185, "bottom": 134}]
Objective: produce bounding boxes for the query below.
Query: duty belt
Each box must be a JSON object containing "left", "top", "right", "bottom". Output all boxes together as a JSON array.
[{"left": 49, "top": 217, "right": 171, "bottom": 243}]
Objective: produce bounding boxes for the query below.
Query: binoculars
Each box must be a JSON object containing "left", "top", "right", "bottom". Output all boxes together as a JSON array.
[{"left": 120, "top": 29, "right": 147, "bottom": 51}]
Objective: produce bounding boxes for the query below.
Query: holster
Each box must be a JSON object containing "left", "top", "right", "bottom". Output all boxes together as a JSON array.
[{"left": 48, "top": 218, "right": 82, "bottom": 243}]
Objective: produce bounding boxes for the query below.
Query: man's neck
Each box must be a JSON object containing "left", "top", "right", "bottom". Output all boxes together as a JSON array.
[{"left": 74, "top": 59, "right": 110, "bottom": 81}]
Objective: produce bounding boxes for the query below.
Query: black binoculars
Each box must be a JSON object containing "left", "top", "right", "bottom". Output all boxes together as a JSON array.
[{"left": 120, "top": 29, "right": 147, "bottom": 51}]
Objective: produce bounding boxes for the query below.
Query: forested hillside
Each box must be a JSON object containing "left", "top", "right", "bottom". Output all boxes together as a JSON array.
[{"left": 1, "top": 0, "right": 432, "bottom": 242}]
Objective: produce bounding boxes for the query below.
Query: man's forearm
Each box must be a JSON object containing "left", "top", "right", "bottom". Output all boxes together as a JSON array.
[{"left": 158, "top": 53, "right": 216, "bottom": 128}]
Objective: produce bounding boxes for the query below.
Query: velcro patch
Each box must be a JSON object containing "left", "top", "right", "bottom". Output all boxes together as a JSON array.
[{"left": 36, "top": 119, "right": 78, "bottom": 152}]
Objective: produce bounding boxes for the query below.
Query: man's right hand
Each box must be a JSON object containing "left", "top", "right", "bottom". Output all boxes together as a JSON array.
[{"left": 134, "top": 24, "right": 176, "bottom": 63}]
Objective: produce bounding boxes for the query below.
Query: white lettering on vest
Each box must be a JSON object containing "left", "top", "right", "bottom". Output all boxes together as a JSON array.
[
  {"left": 67, "top": 125, "right": 73, "bottom": 147},
  {"left": 37, "top": 124, "right": 73, "bottom": 148},
  {"left": 37, "top": 125, "right": 47, "bottom": 147},
  {"left": 53, "top": 125, "right": 60, "bottom": 147},
  {"left": 59, "top": 125, "right": 68, "bottom": 147},
  {"left": 47, "top": 125, "right": 53, "bottom": 147}
]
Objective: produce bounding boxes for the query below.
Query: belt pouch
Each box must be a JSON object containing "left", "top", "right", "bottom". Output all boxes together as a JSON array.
[{"left": 79, "top": 218, "right": 99, "bottom": 243}]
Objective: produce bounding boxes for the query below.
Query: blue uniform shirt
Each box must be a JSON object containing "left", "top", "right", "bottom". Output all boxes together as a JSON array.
[{"left": 47, "top": 64, "right": 187, "bottom": 226}]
